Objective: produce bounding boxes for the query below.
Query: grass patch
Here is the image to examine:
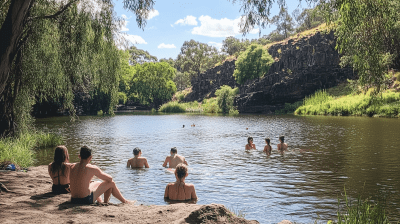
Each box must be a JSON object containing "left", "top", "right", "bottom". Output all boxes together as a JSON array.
[
  {"left": 275, "top": 101, "right": 303, "bottom": 114},
  {"left": 0, "top": 131, "right": 64, "bottom": 168},
  {"left": 158, "top": 101, "right": 186, "bottom": 113},
  {"left": 334, "top": 187, "right": 390, "bottom": 224},
  {"left": 295, "top": 89, "right": 400, "bottom": 117}
]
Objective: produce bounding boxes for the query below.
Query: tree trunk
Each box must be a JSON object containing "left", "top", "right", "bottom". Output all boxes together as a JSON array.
[{"left": 0, "top": 0, "right": 33, "bottom": 96}]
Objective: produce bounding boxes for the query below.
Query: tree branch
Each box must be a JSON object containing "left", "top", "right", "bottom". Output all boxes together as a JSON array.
[{"left": 30, "top": 0, "right": 79, "bottom": 21}]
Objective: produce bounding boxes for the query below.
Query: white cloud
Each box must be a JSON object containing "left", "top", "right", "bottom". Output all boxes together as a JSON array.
[
  {"left": 208, "top": 42, "right": 223, "bottom": 51},
  {"left": 125, "top": 34, "right": 147, "bottom": 45},
  {"left": 192, "top": 16, "right": 259, "bottom": 37},
  {"left": 174, "top": 15, "right": 198, "bottom": 26},
  {"left": 147, "top": 9, "right": 159, "bottom": 20},
  {"left": 158, "top": 43, "right": 176, "bottom": 49}
]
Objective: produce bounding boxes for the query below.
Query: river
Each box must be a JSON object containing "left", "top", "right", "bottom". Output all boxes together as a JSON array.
[{"left": 34, "top": 113, "right": 400, "bottom": 224}]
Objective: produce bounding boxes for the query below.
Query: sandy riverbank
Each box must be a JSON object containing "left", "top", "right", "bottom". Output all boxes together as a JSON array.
[{"left": 0, "top": 165, "right": 295, "bottom": 224}]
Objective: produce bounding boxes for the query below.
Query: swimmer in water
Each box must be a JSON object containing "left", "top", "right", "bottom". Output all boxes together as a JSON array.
[
  {"left": 164, "top": 164, "right": 197, "bottom": 201},
  {"left": 277, "top": 135, "right": 288, "bottom": 151},
  {"left": 163, "top": 147, "right": 188, "bottom": 168},
  {"left": 263, "top": 138, "right": 272, "bottom": 155},
  {"left": 245, "top": 136, "right": 256, "bottom": 150},
  {"left": 127, "top": 147, "right": 149, "bottom": 168}
]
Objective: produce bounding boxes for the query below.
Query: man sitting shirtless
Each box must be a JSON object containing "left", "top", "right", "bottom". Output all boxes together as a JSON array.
[
  {"left": 70, "top": 146, "right": 129, "bottom": 204},
  {"left": 162, "top": 147, "right": 188, "bottom": 168},
  {"left": 127, "top": 147, "right": 149, "bottom": 168}
]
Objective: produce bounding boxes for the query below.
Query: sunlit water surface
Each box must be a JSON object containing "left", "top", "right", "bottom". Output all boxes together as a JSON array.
[{"left": 34, "top": 113, "right": 400, "bottom": 224}]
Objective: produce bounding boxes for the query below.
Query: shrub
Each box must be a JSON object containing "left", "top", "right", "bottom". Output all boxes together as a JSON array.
[
  {"left": 215, "top": 85, "right": 239, "bottom": 114},
  {"left": 158, "top": 101, "right": 186, "bottom": 113},
  {"left": 118, "top": 92, "right": 127, "bottom": 105}
]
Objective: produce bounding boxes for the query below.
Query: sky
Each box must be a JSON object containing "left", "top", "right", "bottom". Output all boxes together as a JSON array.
[{"left": 113, "top": 0, "right": 312, "bottom": 60}]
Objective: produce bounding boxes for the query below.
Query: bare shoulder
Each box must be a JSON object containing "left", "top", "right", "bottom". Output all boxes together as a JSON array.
[
  {"left": 167, "top": 182, "right": 174, "bottom": 187},
  {"left": 185, "top": 183, "right": 195, "bottom": 188}
]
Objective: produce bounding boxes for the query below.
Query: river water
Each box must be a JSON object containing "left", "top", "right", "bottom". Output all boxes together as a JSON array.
[{"left": 34, "top": 113, "right": 400, "bottom": 224}]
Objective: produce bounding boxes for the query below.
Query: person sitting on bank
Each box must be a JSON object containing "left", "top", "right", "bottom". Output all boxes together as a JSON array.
[
  {"left": 245, "top": 136, "right": 256, "bottom": 150},
  {"left": 164, "top": 163, "right": 197, "bottom": 201},
  {"left": 277, "top": 135, "right": 288, "bottom": 151},
  {"left": 70, "top": 146, "right": 129, "bottom": 204},
  {"left": 48, "top": 145, "right": 71, "bottom": 194},
  {"left": 127, "top": 147, "right": 149, "bottom": 168},
  {"left": 162, "top": 147, "right": 188, "bottom": 168}
]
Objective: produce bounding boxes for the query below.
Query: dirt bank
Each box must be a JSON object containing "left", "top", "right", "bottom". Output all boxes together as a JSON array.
[{"left": 0, "top": 166, "right": 265, "bottom": 224}]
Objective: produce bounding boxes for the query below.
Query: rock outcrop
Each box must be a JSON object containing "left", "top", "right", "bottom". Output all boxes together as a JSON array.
[
  {"left": 185, "top": 30, "right": 356, "bottom": 113},
  {"left": 184, "top": 60, "right": 237, "bottom": 102},
  {"left": 235, "top": 31, "right": 355, "bottom": 113}
]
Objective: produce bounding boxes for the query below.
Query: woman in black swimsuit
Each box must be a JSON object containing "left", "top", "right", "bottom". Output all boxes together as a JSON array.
[{"left": 48, "top": 146, "right": 71, "bottom": 194}]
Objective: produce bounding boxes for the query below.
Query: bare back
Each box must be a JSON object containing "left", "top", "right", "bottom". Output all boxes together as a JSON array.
[
  {"left": 163, "top": 154, "right": 187, "bottom": 168},
  {"left": 48, "top": 163, "right": 71, "bottom": 185},
  {"left": 164, "top": 182, "right": 197, "bottom": 201},
  {"left": 277, "top": 143, "right": 288, "bottom": 151},
  {"left": 69, "top": 162, "right": 108, "bottom": 198},
  {"left": 127, "top": 157, "right": 149, "bottom": 168}
]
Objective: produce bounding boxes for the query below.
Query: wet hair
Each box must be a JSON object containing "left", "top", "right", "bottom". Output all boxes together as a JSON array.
[
  {"left": 175, "top": 163, "right": 188, "bottom": 180},
  {"left": 50, "top": 145, "right": 69, "bottom": 176},
  {"left": 279, "top": 135, "right": 285, "bottom": 143},
  {"left": 80, "top": 146, "right": 92, "bottom": 160},
  {"left": 247, "top": 136, "right": 253, "bottom": 144},
  {"left": 171, "top": 147, "right": 177, "bottom": 154},
  {"left": 265, "top": 138, "right": 270, "bottom": 146},
  {"left": 133, "top": 147, "right": 141, "bottom": 156}
]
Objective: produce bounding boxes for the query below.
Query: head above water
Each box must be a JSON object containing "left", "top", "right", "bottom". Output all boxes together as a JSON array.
[
  {"left": 170, "top": 147, "right": 177, "bottom": 154},
  {"left": 80, "top": 146, "right": 92, "bottom": 160},
  {"left": 265, "top": 138, "right": 270, "bottom": 146},
  {"left": 133, "top": 147, "right": 141, "bottom": 156},
  {"left": 279, "top": 135, "right": 285, "bottom": 143},
  {"left": 247, "top": 136, "right": 253, "bottom": 144},
  {"left": 175, "top": 163, "right": 188, "bottom": 180},
  {"left": 54, "top": 145, "right": 69, "bottom": 164}
]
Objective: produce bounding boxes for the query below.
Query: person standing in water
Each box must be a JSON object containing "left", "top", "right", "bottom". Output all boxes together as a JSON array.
[
  {"left": 163, "top": 147, "right": 188, "bottom": 168},
  {"left": 245, "top": 136, "right": 256, "bottom": 150},
  {"left": 164, "top": 164, "right": 197, "bottom": 201},
  {"left": 127, "top": 147, "right": 149, "bottom": 168},
  {"left": 263, "top": 138, "right": 272, "bottom": 155},
  {"left": 277, "top": 135, "right": 288, "bottom": 151}
]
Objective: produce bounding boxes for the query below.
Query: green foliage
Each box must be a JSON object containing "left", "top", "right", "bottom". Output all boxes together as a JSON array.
[
  {"left": 222, "top": 36, "right": 249, "bottom": 56},
  {"left": 336, "top": 187, "right": 389, "bottom": 224},
  {"left": 293, "top": 7, "right": 324, "bottom": 33},
  {"left": 0, "top": 131, "right": 64, "bottom": 168},
  {"left": 215, "top": 85, "right": 239, "bottom": 114},
  {"left": 129, "top": 62, "right": 177, "bottom": 107},
  {"left": 202, "top": 98, "right": 220, "bottom": 113},
  {"left": 335, "top": 0, "right": 400, "bottom": 94},
  {"left": 175, "top": 40, "right": 224, "bottom": 78},
  {"left": 295, "top": 90, "right": 400, "bottom": 117},
  {"left": 128, "top": 45, "right": 158, "bottom": 65},
  {"left": 271, "top": 6, "right": 295, "bottom": 39},
  {"left": 233, "top": 44, "right": 274, "bottom": 84},
  {"left": 118, "top": 92, "right": 128, "bottom": 105},
  {"left": 173, "top": 88, "right": 192, "bottom": 102},
  {"left": 174, "top": 71, "right": 191, "bottom": 91},
  {"left": 158, "top": 101, "right": 186, "bottom": 113}
]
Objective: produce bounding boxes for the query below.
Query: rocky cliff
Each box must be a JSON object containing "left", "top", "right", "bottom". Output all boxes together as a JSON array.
[
  {"left": 184, "top": 60, "right": 237, "bottom": 102},
  {"left": 186, "top": 30, "right": 355, "bottom": 113}
]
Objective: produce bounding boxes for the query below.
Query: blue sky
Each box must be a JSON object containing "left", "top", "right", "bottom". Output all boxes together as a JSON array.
[{"left": 113, "top": 0, "right": 311, "bottom": 60}]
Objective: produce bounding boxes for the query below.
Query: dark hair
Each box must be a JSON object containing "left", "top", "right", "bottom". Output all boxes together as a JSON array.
[
  {"left": 175, "top": 163, "right": 188, "bottom": 179},
  {"left": 50, "top": 145, "right": 69, "bottom": 176},
  {"left": 247, "top": 136, "right": 253, "bottom": 144},
  {"left": 279, "top": 135, "right": 285, "bottom": 143},
  {"left": 80, "top": 146, "right": 92, "bottom": 160},
  {"left": 265, "top": 138, "right": 270, "bottom": 146},
  {"left": 171, "top": 147, "right": 177, "bottom": 154},
  {"left": 133, "top": 147, "right": 141, "bottom": 156}
]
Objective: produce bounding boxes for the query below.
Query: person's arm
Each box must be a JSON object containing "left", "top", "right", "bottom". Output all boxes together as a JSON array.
[
  {"left": 277, "top": 144, "right": 281, "bottom": 151},
  {"left": 183, "top": 158, "right": 188, "bottom": 166},
  {"left": 253, "top": 144, "right": 256, "bottom": 150},
  {"left": 245, "top": 144, "right": 249, "bottom": 150},
  {"left": 263, "top": 146, "right": 267, "bottom": 152},
  {"left": 93, "top": 166, "right": 113, "bottom": 182},
  {"left": 162, "top": 157, "right": 170, "bottom": 167},
  {"left": 144, "top": 159, "right": 149, "bottom": 168},
  {"left": 164, "top": 184, "right": 169, "bottom": 198},
  {"left": 191, "top": 185, "right": 197, "bottom": 200},
  {"left": 126, "top": 159, "right": 131, "bottom": 168}
]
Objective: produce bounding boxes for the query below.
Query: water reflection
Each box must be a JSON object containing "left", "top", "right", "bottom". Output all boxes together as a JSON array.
[{"left": 35, "top": 114, "right": 400, "bottom": 224}]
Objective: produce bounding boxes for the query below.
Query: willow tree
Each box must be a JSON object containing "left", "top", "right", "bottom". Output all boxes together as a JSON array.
[{"left": 0, "top": 0, "right": 154, "bottom": 137}]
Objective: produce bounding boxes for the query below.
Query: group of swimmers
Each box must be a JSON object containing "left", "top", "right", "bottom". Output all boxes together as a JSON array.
[
  {"left": 48, "top": 146, "right": 197, "bottom": 205},
  {"left": 245, "top": 135, "right": 288, "bottom": 154}
]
